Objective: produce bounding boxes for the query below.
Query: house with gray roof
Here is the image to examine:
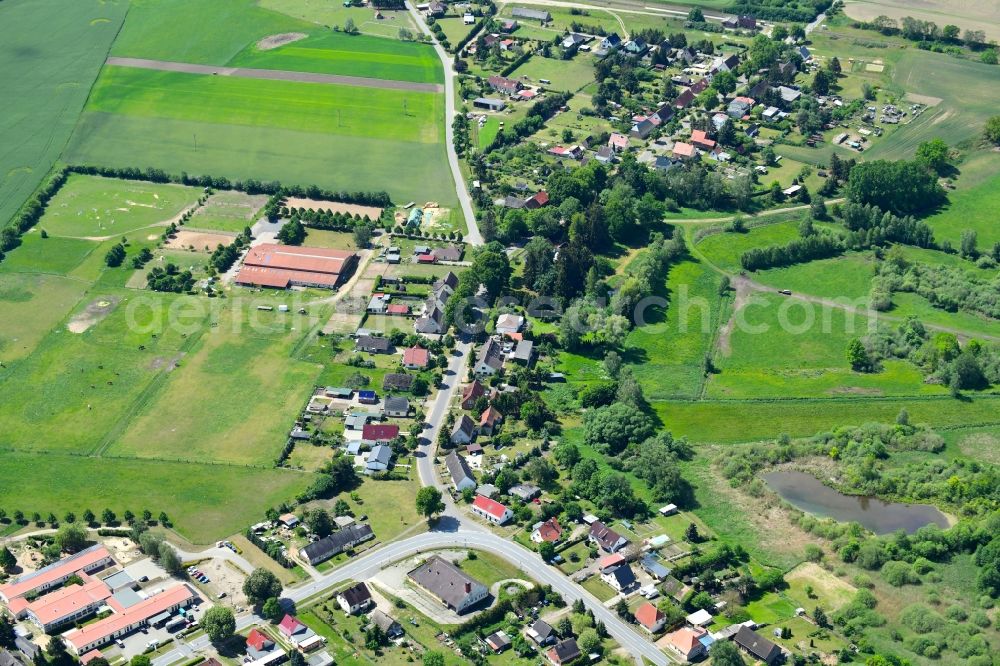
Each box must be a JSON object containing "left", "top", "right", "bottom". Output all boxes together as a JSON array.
[
  {"left": 384, "top": 396, "right": 410, "bottom": 417},
  {"left": 300, "top": 524, "right": 375, "bottom": 565},
  {"left": 474, "top": 338, "right": 505, "bottom": 376},
  {"left": 365, "top": 444, "right": 392, "bottom": 474},
  {"left": 407, "top": 555, "right": 488, "bottom": 614},
  {"left": 370, "top": 609, "right": 403, "bottom": 638},
  {"left": 445, "top": 451, "right": 476, "bottom": 491},
  {"left": 451, "top": 414, "right": 476, "bottom": 445}
]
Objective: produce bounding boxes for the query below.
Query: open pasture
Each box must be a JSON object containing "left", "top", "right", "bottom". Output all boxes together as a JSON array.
[
  {"left": 0, "top": 232, "right": 99, "bottom": 276},
  {"left": 923, "top": 152, "right": 1000, "bottom": 248},
  {"left": 842, "top": 0, "right": 1000, "bottom": 42},
  {"left": 695, "top": 221, "right": 801, "bottom": 272},
  {"left": 511, "top": 54, "right": 598, "bottom": 92},
  {"left": 0, "top": 273, "right": 88, "bottom": 363},
  {"left": 64, "top": 68, "right": 453, "bottom": 205},
  {"left": 109, "top": 300, "right": 322, "bottom": 466},
  {"left": 229, "top": 31, "right": 443, "bottom": 84},
  {"left": 0, "top": 451, "right": 313, "bottom": 545},
  {"left": 655, "top": 395, "right": 1000, "bottom": 443},
  {"left": 0, "top": 0, "right": 128, "bottom": 228},
  {"left": 187, "top": 190, "right": 267, "bottom": 233},
  {"left": 40, "top": 174, "right": 201, "bottom": 239},
  {"left": 258, "top": 0, "right": 419, "bottom": 38}
]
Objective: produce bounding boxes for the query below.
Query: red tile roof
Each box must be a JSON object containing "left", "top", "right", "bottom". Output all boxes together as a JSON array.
[
  {"left": 81, "top": 651, "right": 105, "bottom": 665},
  {"left": 635, "top": 602, "right": 664, "bottom": 629},
  {"left": 528, "top": 191, "right": 549, "bottom": 207},
  {"left": 362, "top": 424, "right": 399, "bottom": 441},
  {"left": 403, "top": 346, "right": 430, "bottom": 367},
  {"left": 480, "top": 406, "right": 503, "bottom": 427},
  {"left": 690, "top": 130, "right": 716, "bottom": 148},
  {"left": 597, "top": 553, "right": 625, "bottom": 570},
  {"left": 236, "top": 243, "right": 356, "bottom": 288},
  {"left": 387, "top": 304, "right": 409, "bottom": 315},
  {"left": 472, "top": 495, "right": 510, "bottom": 520},
  {"left": 278, "top": 614, "right": 304, "bottom": 636},
  {"left": 246, "top": 628, "right": 272, "bottom": 651},
  {"left": 0, "top": 546, "right": 113, "bottom": 602},
  {"left": 536, "top": 518, "right": 562, "bottom": 542},
  {"left": 64, "top": 585, "right": 196, "bottom": 652},
  {"left": 462, "top": 380, "right": 485, "bottom": 406},
  {"left": 673, "top": 142, "right": 696, "bottom": 158}
]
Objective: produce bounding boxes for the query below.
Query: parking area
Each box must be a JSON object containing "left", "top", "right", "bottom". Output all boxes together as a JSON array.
[{"left": 187, "top": 559, "right": 249, "bottom": 610}]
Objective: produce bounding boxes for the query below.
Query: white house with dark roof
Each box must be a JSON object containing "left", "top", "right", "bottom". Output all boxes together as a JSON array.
[{"left": 445, "top": 451, "right": 476, "bottom": 491}]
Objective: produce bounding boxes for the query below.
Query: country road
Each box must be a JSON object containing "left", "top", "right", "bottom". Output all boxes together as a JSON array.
[
  {"left": 405, "top": 2, "right": 483, "bottom": 246},
  {"left": 105, "top": 57, "right": 444, "bottom": 93}
]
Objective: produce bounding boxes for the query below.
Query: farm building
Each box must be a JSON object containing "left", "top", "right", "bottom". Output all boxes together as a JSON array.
[{"left": 235, "top": 244, "right": 358, "bottom": 289}]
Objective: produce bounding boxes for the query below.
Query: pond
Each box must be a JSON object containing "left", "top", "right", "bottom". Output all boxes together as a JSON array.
[{"left": 764, "top": 470, "right": 950, "bottom": 535}]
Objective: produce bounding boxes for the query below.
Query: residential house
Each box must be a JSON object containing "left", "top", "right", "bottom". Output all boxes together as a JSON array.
[
  {"left": 510, "top": 339, "right": 534, "bottom": 365},
  {"left": 598, "top": 33, "right": 621, "bottom": 52},
  {"left": 474, "top": 338, "right": 505, "bottom": 376},
  {"left": 687, "top": 609, "right": 713, "bottom": 627},
  {"left": 401, "top": 345, "right": 430, "bottom": 369},
  {"left": 548, "top": 145, "right": 583, "bottom": 160},
  {"left": 407, "top": 555, "right": 488, "bottom": 614},
  {"left": 623, "top": 38, "right": 648, "bottom": 57},
  {"left": 738, "top": 15, "right": 757, "bottom": 29},
  {"left": 597, "top": 553, "right": 625, "bottom": 573},
  {"left": 776, "top": 85, "right": 801, "bottom": 104},
  {"left": 414, "top": 306, "right": 444, "bottom": 334},
  {"left": 546, "top": 638, "right": 580, "bottom": 666},
  {"left": 383, "top": 373, "right": 413, "bottom": 392},
  {"left": 370, "top": 610, "right": 403, "bottom": 639},
  {"left": 672, "top": 141, "right": 697, "bottom": 160},
  {"left": 673, "top": 88, "right": 695, "bottom": 109},
  {"left": 355, "top": 335, "right": 390, "bottom": 354},
  {"left": 428, "top": 2, "right": 446, "bottom": 17},
  {"left": 500, "top": 19, "right": 519, "bottom": 32},
  {"left": 485, "top": 631, "right": 511, "bottom": 653},
  {"left": 665, "top": 628, "right": 707, "bottom": 661},
  {"left": 630, "top": 118, "right": 655, "bottom": 139},
  {"left": 386, "top": 303, "right": 409, "bottom": 316},
  {"left": 712, "top": 112, "right": 730, "bottom": 130},
  {"left": 337, "top": 583, "right": 372, "bottom": 615},
  {"left": 476, "top": 483, "right": 498, "bottom": 498},
  {"left": 589, "top": 521, "right": 629, "bottom": 552},
  {"left": 798, "top": 45, "right": 811, "bottom": 60},
  {"left": 511, "top": 7, "right": 550, "bottom": 21},
  {"left": 635, "top": 602, "right": 666, "bottom": 633},
  {"left": 676, "top": 46, "right": 697, "bottom": 64},
  {"left": 300, "top": 525, "right": 375, "bottom": 565},
  {"left": 690, "top": 78, "right": 709, "bottom": 94},
  {"left": 526, "top": 619, "right": 556, "bottom": 645},
  {"left": 358, "top": 389, "right": 378, "bottom": 405},
  {"left": 367, "top": 293, "right": 390, "bottom": 314},
  {"left": 461, "top": 380, "right": 486, "bottom": 409},
  {"left": 762, "top": 105, "right": 782, "bottom": 121},
  {"left": 463, "top": 12, "right": 475, "bottom": 25},
  {"left": 727, "top": 96, "right": 755, "bottom": 118},
  {"left": 277, "top": 615, "right": 318, "bottom": 649},
  {"left": 653, "top": 156, "right": 679, "bottom": 173},
  {"left": 487, "top": 75, "right": 523, "bottom": 96},
  {"left": 531, "top": 518, "right": 562, "bottom": 543},
  {"left": 466, "top": 442, "right": 483, "bottom": 456},
  {"left": 365, "top": 444, "right": 393, "bottom": 474},
  {"left": 562, "top": 33, "right": 587, "bottom": 49},
  {"left": 690, "top": 129, "right": 716, "bottom": 151},
  {"left": 445, "top": 451, "right": 476, "bottom": 491},
  {"left": 496, "top": 312, "right": 525, "bottom": 335},
  {"left": 384, "top": 396, "right": 410, "bottom": 417},
  {"left": 595, "top": 145, "right": 614, "bottom": 163},
  {"left": 711, "top": 53, "right": 740, "bottom": 73},
  {"left": 734, "top": 626, "right": 782, "bottom": 665},
  {"left": 601, "top": 564, "right": 637, "bottom": 592},
  {"left": 640, "top": 553, "right": 671, "bottom": 580},
  {"left": 246, "top": 629, "right": 275, "bottom": 660},
  {"left": 652, "top": 104, "right": 674, "bottom": 124},
  {"left": 432, "top": 245, "right": 463, "bottom": 262},
  {"left": 479, "top": 406, "right": 503, "bottom": 436},
  {"left": 451, "top": 414, "right": 476, "bottom": 445},
  {"left": 471, "top": 496, "right": 513, "bottom": 525},
  {"left": 608, "top": 133, "right": 629, "bottom": 152},
  {"left": 509, "top": 484, "right": 541, "bottom": 501}
]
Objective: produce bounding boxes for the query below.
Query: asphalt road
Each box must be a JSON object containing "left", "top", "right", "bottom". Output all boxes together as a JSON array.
[
  {"left": 105, "top": 57, "right": 444, "bottom": 94},
  {"left": 405, "top": 3, "right": 483, "bottom": 246}
]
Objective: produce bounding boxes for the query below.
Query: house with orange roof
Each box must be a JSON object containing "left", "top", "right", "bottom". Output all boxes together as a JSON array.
[
  {"left": 479, "top": 406, "right": 503, "bottom": 436},
  {"left": 634, "top": 602, "right": 666, "bottom": 633},
  {"left": 672, "top": 142, "right": 697, "bottom": 160},
  {"left": 402, "top": 345, "right": 430, "bottom": 369},
  {"left": 531, "top": 518, "right": 563, "bottom": 543},
  {"left": 664, "top": 627, "right": 707, "bottom": 661},
  {"left": 461, "top": 380, "right": 486, "bottom": 409},
  {"left": 690, "top": 130, "right": 716, "bottom": 151}
]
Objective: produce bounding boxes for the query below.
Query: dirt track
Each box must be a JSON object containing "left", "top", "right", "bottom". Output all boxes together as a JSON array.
[{"left": 105, "top": 56, "right": 444, "bottom": 94}]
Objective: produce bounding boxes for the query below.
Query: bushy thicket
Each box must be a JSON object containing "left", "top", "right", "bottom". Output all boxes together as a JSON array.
[{"left": 740, "top": 232, "right": 842, "bottom": 270}]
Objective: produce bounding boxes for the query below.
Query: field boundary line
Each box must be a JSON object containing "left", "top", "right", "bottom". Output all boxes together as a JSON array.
[{"left": 104, "top": 57, "right": 444, "bottom": 94}]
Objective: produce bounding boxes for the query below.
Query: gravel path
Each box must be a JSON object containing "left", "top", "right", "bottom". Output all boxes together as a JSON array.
[{"left": 105, "top": 56, "right": 444, "bottom": 93}]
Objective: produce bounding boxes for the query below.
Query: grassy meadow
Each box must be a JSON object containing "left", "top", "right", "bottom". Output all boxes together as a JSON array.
[
  {"left": 0, "top": 0, "right": 128, "bottom": 228},
  {"left": 257, "top": 0, "right": 419, "bottom": 38},
  {"left": 229, "top": 32, "right": 443, "bottom": 84}
]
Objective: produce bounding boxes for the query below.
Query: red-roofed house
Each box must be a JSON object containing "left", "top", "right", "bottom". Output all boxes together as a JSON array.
[
  {"left": 461, "top": 380, "right": 486, "bottom": 409},
  {"left": 246, "top": 629, "right": 274, "bottom": 653},
  {"left": 81, "top": 651, "right": 105, "bottom": 665},
  {"left": 531, "top": 518, "right": 563, "bottom": 543},
  {"left": 402, "top": 346, "right": 430, "bottom": 369},
  {"left": 690, "top": 130, "right": 716, "bottom": 151},
  {"left": 277, "top": 614, "right": 311, "bottom": 642},
  {"left": 635, "top": 602, "right": 666, "bottom": 633},
  {"left": 417, "top": 253, "right": 437, "bottom": 264},
  {"left": 597, "top": 553, "right": 625, "bottom": 572},
  {"left": 471, "top": 496, "right": 513, "bottom": 525},
  {"left": 672, "top": 142, "right": 697, "bottom": 159},
  {"left": 479, "top": 406, "right": 503, "bottom": 436},
  {"left": 387, "top": 303, "right": 410, "bottom": 316},
  {"left": 608, "top": 133, "right": 629, "bottom": 152},
  {"left": 362, "top": 424, "right": 400, "bottom": 445},
  {"left": 665, "top": 627, "right": 706, "bottom": 661},
  {"left": 547, "top": 146, "right": 582, "bottom": 160},
  {"left": 524, "top": 191, "right": 549, "bottom": 209}
]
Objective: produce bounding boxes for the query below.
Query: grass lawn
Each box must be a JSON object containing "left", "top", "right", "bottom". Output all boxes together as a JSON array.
[
  {"left": 229, "top": 31, "right": 443, "bottom": 84},
  {"left": 109, "top": 298, "right": 322, "bottom": 466},
  {"left": 0, "top": 272, "right": 89, "bottom": 362},
  {"left": 38, "top": 174, "right": 201, "bottom": 239},
  {"left": 656, "top": 395, "right": 1000, "bottom": 443},
  {"left": 510, "top": 55, "right": 598, "bottom": 92},
  {"left": 784, "top": 562, "right": 857, "bottom": 612},
  {"left": 753, "top": 253, "right": 876, "bottom": 301},
  {"left": 744, "top": 592, "right": 798, "bottom": 625},
  {"left": 456, "top": 551, "right": 526, "bottom": 587},
  {"left": 695, "top": 221, "right": 802, "bottom": 272},
  {"left": 65, "top": 68, "right": 453, "bottom": 206},
  {"left": 941, "top": 425, "right": 1000, "bottom": 465},
  {"left": 581, "top": 575, "right": 616, "bottom": 602},
  {"left": 0, "top": 451, "right": 312, "bottom": 544},
  {"left": 924, "top": 151, "right": 1000, "bottom": 248},
  {"left": 346, "top": 474, "right": 424, "bottom": 544},
  {"left": 0, "top": 0, "right": 128, "bottom": 230},
  {"left": 186, "top": 190, "right": 266, "bottom": 234},
  {"left": 110, "top": 0, "right": 312, "bottom": 65},
  {"left": 0, "top": 233, "right": 100, "bottom": 275},
  {"left": 435, "top": 17, "right": 477, "bottom": 47}
]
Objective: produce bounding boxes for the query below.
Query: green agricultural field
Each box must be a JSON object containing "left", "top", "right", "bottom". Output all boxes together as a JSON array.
[
  {"left": 0, "top": 0, "right": 128, "bottom": 228},
  {"left": 111, "top": 0, "right": 312, "bottom": 65},
  {"left": 229, "top": 32, "right": 443, "bottom": 84},
  {"left": 655, "top": 395, "right": 1000, "bottom": 443},
  {"left": 38, "top": 174, "right": 202, "bottom": 239},
  {"left": 64, "top": 68, "right": 453, "bottom": 205},
  {"left": 0, "top": 451, "right": 313, "bottom": 544},
  {"left": 924, "top": 152, "right": 1000, "bottom": 248},
  {"left": 109, "top": 300, "right": 322, "bottom": 466}
]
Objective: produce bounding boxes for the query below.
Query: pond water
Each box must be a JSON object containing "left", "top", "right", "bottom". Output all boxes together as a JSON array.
[{"left": 764, "top": 470, "right": 950, "bottom": 535}]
